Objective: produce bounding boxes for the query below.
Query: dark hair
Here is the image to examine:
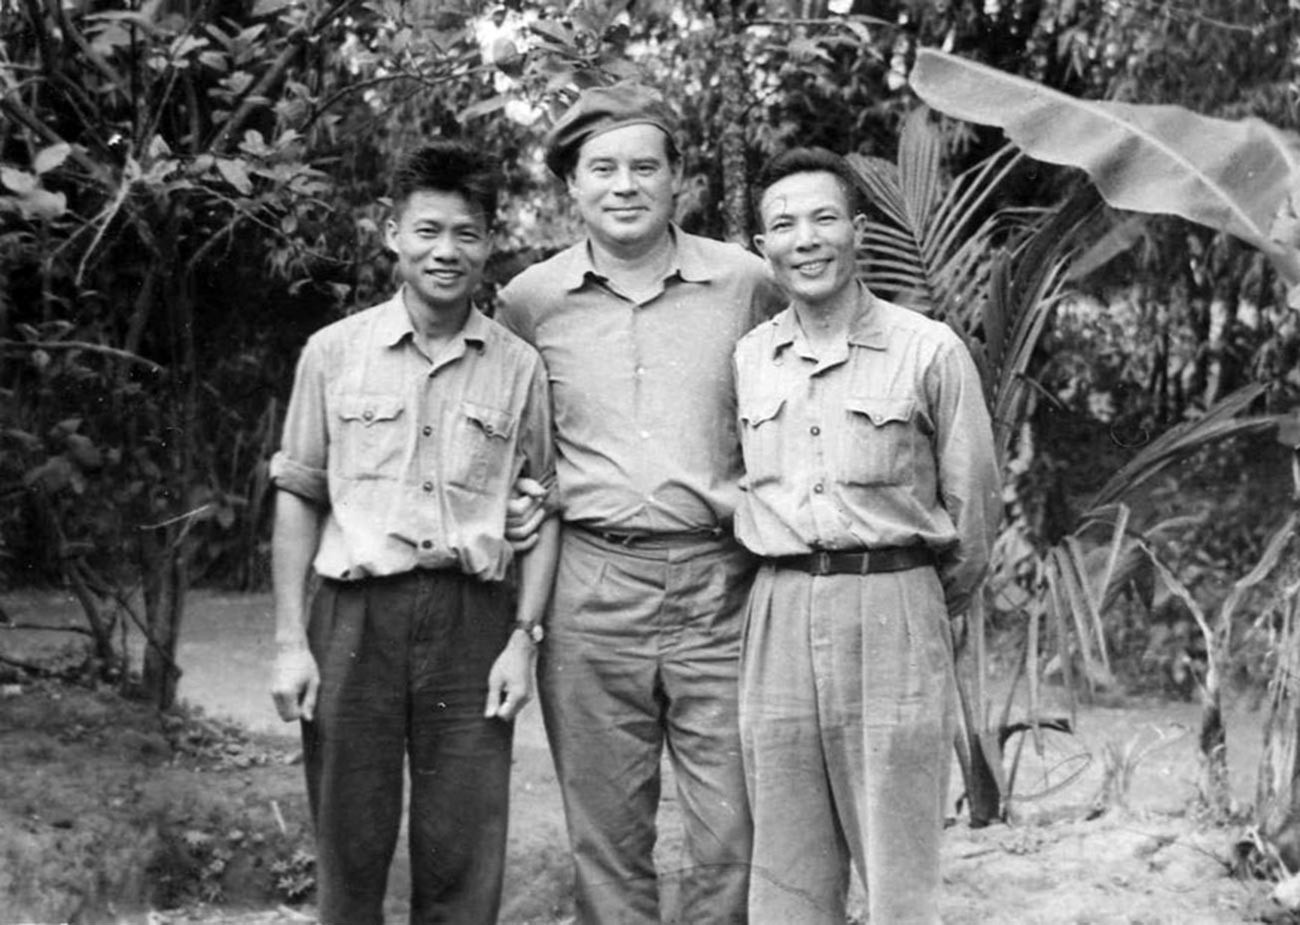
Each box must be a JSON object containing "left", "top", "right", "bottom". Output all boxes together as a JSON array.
[
  {"left": 752, "top": 146, "right": 865, "bottom": 220},
  {"left": 390, "top": 140, "right": 501, "bottom": 226}
]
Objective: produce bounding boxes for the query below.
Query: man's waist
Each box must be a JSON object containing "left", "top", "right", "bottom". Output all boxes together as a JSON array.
[
  {"left": 764, "top": 546, "right": 936, "bottom": 576},
  {"left": 320, "top": 566, "right": 482, "bottom": 589},
  {"left": 567, "top": 521, "right": 731, "bottom": 548}
]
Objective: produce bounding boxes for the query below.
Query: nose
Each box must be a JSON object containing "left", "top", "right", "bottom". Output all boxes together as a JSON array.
[
  {"left": 430, "top": 230, "right": 457, "bottom": 260},
  {"left": 793, "top": 217, "right": 820, "bottom": 249},
  {"left": 611, "top": 165, "right": 636, "bottom": 193}
]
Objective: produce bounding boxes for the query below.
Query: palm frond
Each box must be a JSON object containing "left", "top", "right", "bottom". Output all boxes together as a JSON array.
[{"left": 1089, "top": 384, "right": 1273, "bottom": 511}]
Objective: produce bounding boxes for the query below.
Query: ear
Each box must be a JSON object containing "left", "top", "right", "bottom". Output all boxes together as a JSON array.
[
  {"left": 384, "top": 217, "right": 399, "bottom": 254},
  {"left": 751, "top": 232, "right": 767, "bottom": 259},
  {"left": 851, "top": 212, "right": 868, "bottom": 246}
]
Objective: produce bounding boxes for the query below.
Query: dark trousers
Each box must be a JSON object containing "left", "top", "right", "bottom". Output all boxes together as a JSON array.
[{"left": 302, "top": 570, "right": 514, "bottom": 925}]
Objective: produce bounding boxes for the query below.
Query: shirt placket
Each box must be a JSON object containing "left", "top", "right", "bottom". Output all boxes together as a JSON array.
[
  {"left": 804, "top": 371, "right": 840, "bottom": 543},
  {"left": 414, "top": 343, "right": 464, "bottom": 565}
]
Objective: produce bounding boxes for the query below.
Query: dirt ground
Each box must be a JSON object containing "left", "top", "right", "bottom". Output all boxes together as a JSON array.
[{"left": 1, "top": 589, "right": 1294, "bottom": 924}]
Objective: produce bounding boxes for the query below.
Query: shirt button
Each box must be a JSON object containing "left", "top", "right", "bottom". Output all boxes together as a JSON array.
[
  {"left": 810, "top": 425, "right": 821, "bottom": 436},
  {"left": 420, "top": 540, "right": 433, "bottom": 549},
  {"left": 813, "top": 483, "right": 825, "bottom": 494},
  {"left": 640, "top": 430, "right": 651, "bottom": 440},
  {"left": 422, "top": 425, "right": 433, "bottom": 437},
  {"left": 362, "top": 409, "right": 374, "bottom": 422},
  {"left": 422, "top": 481, "right": 434, "bottom": 492},
  {"left": 635, "top": 366, "right": 645, "bottom": 376}
]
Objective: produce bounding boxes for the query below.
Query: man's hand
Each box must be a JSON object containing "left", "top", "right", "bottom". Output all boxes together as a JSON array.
[
  {"left": 271, "top": 644, "right": 320, "bottom": 723},
  {"left": 505, "top": 477, "right": 548, "bottom": 553},
  {"left": 484, "top": 631, "right": 536, "bottom": 721}
]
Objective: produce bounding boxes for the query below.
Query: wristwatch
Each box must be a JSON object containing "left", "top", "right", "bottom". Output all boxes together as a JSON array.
[{"left": 515, "top": 621, "right": 545, "bottom": 645}]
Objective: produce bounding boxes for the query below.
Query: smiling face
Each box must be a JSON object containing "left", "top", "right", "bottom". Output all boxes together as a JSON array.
[
  {"left": 567, "top": 122, "right": 681, "bottom": 257},
  {"left": 754, "top": 170, "right": 863, "bottom": 310},
  {"left": 385, "top": 189, "right": 492, "bottom": 318}
]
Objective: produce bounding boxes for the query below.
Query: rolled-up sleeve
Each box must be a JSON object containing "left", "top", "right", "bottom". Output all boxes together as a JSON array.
[
  {"left": 516, "top": 354, "right": 559, "bottom": 514},
  {"left": 930, "top": 338, "right": 1002, "bottom": 616},
  {"left": 270, "top": 337, "right": 330, "bottom": 506}
]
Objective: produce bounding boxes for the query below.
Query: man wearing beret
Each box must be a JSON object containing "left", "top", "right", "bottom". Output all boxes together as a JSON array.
[{"left": 497, "top": 83, "right": 784, "bottom": 923}]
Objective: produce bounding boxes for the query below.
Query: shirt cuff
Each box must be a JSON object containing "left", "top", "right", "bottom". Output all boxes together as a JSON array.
[{"left": 269, "top": 451, "right": 329, "bottom": 505}]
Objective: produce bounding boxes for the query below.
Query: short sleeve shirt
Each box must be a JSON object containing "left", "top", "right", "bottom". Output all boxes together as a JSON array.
[
  {"left": 733, "top": 286, "right": 1002, "bottom": 613},
  {"left": 496, "top": 226, "right": 784, "bottom": 533},
  {"left": 270, "top": 293, "right": 555, "bottom": 582}
]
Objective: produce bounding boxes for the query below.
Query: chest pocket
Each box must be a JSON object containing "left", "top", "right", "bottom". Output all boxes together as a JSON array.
[
  {"left": 844, "top": 395, "right": 914, "bottom": 487},
  {"left": 739, "top": 394, "right": 786, "bottom": 488},
  {"left": 450, "top": 400, "right": 518, "bottom": 493},
  {"left": 335, "top": 395, "right": 406, "bottom": 479}
]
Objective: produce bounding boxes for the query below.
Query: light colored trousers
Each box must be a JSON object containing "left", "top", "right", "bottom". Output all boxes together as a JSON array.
[
  {"left": 739, "top": 563, "right": 953, "bottom": 925},
  {"left": 540, "top": 525, "right": 756, "bottom": 924}
]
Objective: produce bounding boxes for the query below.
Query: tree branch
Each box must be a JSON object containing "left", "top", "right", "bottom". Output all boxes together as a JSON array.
[
  {"left": 1, "top": 338, "right": 165, "bottom": 372},
  {"left": 47, "top": 0, "right": 127, "bottom": 91},
  {"left": 0, "top": 623, "right": 94, "bottom": 636},
  {"left": 0, "top": 96, "right": 108, "bottom": 183},
  {"left": 209, "top": 0, "right": 364, "bottom": 153}
]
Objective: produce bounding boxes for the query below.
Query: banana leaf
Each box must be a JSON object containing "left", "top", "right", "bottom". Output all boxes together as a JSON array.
[{"left": 909, "top": 48, "right": 1300, "bottom": 289}]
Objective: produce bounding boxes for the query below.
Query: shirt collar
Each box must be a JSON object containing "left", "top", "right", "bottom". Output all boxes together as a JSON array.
[
  {"left": 845, "top": 285, "right": 888, "bottom": 350},
  {"left": 376, "top": 289, "right": 490, "bottom": 348},
  {"left": 561, "top": 224, "right": 717, "bottom": 291},
  {"left": 770, "top": 284, "right": 887, "bottom": 357}
]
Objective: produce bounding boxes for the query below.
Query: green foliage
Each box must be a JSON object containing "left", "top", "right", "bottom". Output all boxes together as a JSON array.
[{"left": 271, "top": 848, "right": 316, "bottom": 903}]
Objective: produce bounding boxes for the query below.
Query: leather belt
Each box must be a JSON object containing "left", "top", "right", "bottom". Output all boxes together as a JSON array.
[
  {"left": 767, "top": 546, "right": 935, "bottom": 576},
  {"left": 572, "top": 524, "right": 725, "bottom": 547}
]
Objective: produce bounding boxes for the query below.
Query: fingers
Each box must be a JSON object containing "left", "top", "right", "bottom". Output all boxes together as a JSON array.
[
  {"left": 301, "top": 673, "right": 320, "bottom": 723},
  {"left": 484, "top": 668, "right": 505, "bottom": 719},
  {"left": 516, "top": 477, "right": 547, "bottom": 498},
  {"left": 272, "top": 688, "right": 300, "bottom": 722},
  {"left": 495, "top": 683, "right": 531, "bottom": 721},
  {"left": 507, "top": 530, "right": 541, "bottom": 554},
  {"left": 270, "top": 650, "right": 318, "bottom": 723}
]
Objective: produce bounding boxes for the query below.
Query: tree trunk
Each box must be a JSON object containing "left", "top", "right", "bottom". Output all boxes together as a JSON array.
[
  {"left": 951, "top": 591, "right": 1006, "bottom": 826},
  {"left": 1200, "top": 651, "right": 1230, "bottom": 813},
  {"left": 1258, "top": 612, "right": 1300, "bottom": 823},
  {"left": 1257, "top": 560, "right": 1300, "bottom": 855},
  {"left": 139, "top": 526, "right": 186, "bottom": 708},
  {"left": 136, "top": 247, "right": 198, "bottom": 710},
  {"left": 714, "top": 0, "right": 749, "bottom": 244}
]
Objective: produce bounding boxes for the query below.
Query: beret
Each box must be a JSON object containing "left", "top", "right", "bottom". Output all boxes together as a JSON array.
[{"left": 544, "top": 83, "right": 680, "bottom": 178}]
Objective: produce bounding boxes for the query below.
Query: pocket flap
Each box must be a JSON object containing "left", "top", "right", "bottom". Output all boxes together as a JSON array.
[
  {"left": 337, "top": 395, "right": 404, "bottom": 425},
  {"left": 740, "top": 394, "right": 785, "bottom": 427},
  {"left": 462, "top": 401, "right": 516, "bottom": 440},
  {"left": 846, "top": 395, "right": 914, "bottom": 427}
]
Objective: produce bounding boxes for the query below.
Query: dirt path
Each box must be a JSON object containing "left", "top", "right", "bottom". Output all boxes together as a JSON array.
[{"left": 1, "top": 589, "right": 1288, "bottom": 923}]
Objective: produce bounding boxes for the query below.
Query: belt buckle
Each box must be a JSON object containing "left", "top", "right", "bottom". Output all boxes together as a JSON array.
[{"left": 809, "top": 550, "right": 832, "bottom": 576}]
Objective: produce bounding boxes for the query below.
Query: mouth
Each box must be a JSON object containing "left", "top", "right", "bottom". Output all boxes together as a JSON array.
[
  {"left": 606, "top": 206, "right": 646, "bottom": 217},
  {"left": 793, "top": 259, "right": 830, "bottom": 277},
  {"left": 425, "top": 269, "right": 463, "bottom": 283}
]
